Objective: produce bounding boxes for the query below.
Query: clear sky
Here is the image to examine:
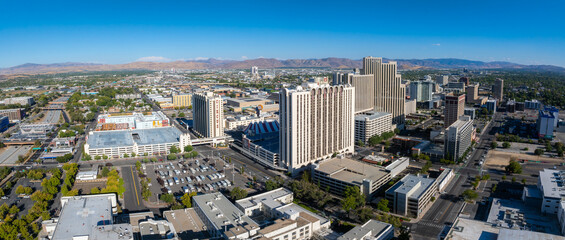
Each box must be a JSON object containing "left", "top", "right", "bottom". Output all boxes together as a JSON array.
[{"left": 1, "top": 0, "right": 564, "bottom": 68}]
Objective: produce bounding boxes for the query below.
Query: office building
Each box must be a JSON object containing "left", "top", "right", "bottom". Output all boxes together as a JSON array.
[
  {"left": 445, "top": 82, "right": 465, "bottom": 92},
  {"left": 97, "top": 111, "right": 170, "bottom": 130},
  {"left": 85, "top": 127, "right": 191, "bottom": 158},
  {"left": 537, "top": 110, "right": 556, "bottom": 139},
  {"left": 337, "top": 220, "right": 394, "bottom": 240},
  {"left": 226, "top": 98, "right": 269, "bottom": 108},
  {"left": 354, "top": 112, "right": 392, "bottom": 144},
  {"left": 348, "top": 74, "right": 375, "bottom": 113},
  {"left": 493, "top": 78, "right": 504, "bottom": 102},
  {"left": 0, "top": 116, "right": 9, "bottom": 132},
  {"left": 193, "top": 193, "right": 260, "bottom": 239},
  {"left": 193, "top": 92, "right": 224, "bottom": 138},
  {"left": 2, "top": 96, "right": 35, "bottom": 106},
  {"left": 385, "top": 174, "right": 438, "bottom": 217},
  {"left": 485, "top": 99, "right": 497, "bottom": 113},
  {"left": 362, "top": 57, "right": 406, "bottom": 124},
  {"left": 236, "top": 188, "right": 331, "bottom": 240},
  {"left": 464, "top": 108, "right": 476, "bottom": 119},
  {"left": 0, "top": 108, "right": 26, "bottom": 122},
  {"left": 42, "top": 194, "right": 133, "bottom": 240},
  {"left": 409, "top": 80, "right": 434, "bottom": 102},
  {"left": 538, "top": 169, "right": 565, "bottom": 215},
  {"left": 466, "top": 84, "right": 479, "bottom": 103},
  {"left": 435, "top": 75, "right": 449, "bottom": 86},
  {"left": 444, "top": 94, "right": 465, "bottom": 127},
  {"left": 444, "top": 116, "right": 474, "bottom": 161},
  {"left": 506, "top": 100, "right": 516, "bottom": 113},
  {"left": 525, "top": 100, "right": 541, "bottom": 110},
  {"left": 280, "top": 83, "right": 355, "bottom": 174},
  {"left": 172, "top": 94, "right": 192, "bottom": 108},
  {"left": 405, "top": 99, "right": 417, "bottom": 115},
  {"left": 312, "top": 157, "right": 391, "bottom": 199}
]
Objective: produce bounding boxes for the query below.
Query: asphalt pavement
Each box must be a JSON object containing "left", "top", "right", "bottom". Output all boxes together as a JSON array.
[{"left": 121, "top": 166, "right": 147, "bottom": 212}]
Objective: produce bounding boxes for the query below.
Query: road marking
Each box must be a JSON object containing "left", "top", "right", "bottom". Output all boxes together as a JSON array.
[{"left": 130, "top": 167, "right": 140, "bottom": 206}]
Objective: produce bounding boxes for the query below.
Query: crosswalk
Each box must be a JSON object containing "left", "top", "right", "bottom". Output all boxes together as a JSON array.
[{"left": 417, "top": 220, "right": 446, "bottom": 229}]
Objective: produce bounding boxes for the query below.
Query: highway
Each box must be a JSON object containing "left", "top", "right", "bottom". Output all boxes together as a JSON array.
[{"left": 410, "top": 113, "right": 502, "bottom": 239}]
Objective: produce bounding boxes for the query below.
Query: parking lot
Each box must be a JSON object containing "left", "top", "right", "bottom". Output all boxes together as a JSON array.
[{"left": 144, "top": 157, "right": 249, "bottom": 199}]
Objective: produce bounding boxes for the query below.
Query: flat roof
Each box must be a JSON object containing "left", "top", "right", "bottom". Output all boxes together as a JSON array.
[
  {"left": 52, "top": 195, "right": 132, "bottom": 239},
  {"left": 193, "top": 193, "right": 259, "bottom": 237},
  {"left": 163, "top": 208, "right": 207, "bottom": 240},
  {"left": 498, "top": 229, "right": 565, "bottom": 240},
  {"left": 314, "top": 157, "right": 389, "bottom": 186},
  {"left": 337, "top": 220, "right": 392, "bottom": 240},
  {"left": 447, "top": 218, "right": 499, "bottom": 240},
  {"left": 236, "top": 188, "right": 293, "bottom": 210},
  {"left": 538, "top": 169, "right": 565, "bottom": 199},
  {"left": 386, "top": 174, "right": 436, "bottom": 199},
  {"left": 354, "top": 111, "right": 391, "bottom": 121},
  {"left": 87, "top": 127, "right": 182, "bottom": 149}
]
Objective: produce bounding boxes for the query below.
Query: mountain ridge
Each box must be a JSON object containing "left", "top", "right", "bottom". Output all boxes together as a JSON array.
[{"left": 1, "top": 58, "right": 564, "bottom": 75}]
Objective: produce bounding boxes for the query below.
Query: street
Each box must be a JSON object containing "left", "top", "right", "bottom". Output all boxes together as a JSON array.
[{"left": 121, "top": 166, "right": 146, "bottom": 212}]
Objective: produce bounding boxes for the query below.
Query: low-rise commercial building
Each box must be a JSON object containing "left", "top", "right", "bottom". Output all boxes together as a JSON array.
[
  {"left": 236, "top": 188, "right": 331, "bottom": 240},
  {"left": 337, "top": 219, "right": 394, "bottom": 240},
  {"left": 193, "top": 193, "right": 260, "bottom": 239},
  {"left": 312, "top": 157, "right": 403, "bottom": 199},
  {"left": 116, "top": 93, "right": 141, "bottom": 100},
  {"left": 226, "top": 98, "right": 269, "bottom": 108},
  {"left": 385, "top": 174, "right": 438, "bottom": 217},
  {"left": 42, "top": 194, "right": 132, "bottom": 240},
  {"left": 525, "top": 100, "right": 541, "bottom": 110},
  {"left": 139, "top": 219, "right": 179, "bottom": 240},
  {"left": 354, "top": 112, "right": 393, "bottom": 144}
]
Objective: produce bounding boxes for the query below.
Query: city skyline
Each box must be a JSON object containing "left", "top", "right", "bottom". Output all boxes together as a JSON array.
[{"left": 1, "top": 0, "right": 564, "bottom": 68}]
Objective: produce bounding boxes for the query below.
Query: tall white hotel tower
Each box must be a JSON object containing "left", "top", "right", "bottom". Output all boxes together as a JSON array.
[
  {"left": 280, "top": 80, "right": 355, "bottom": 174},
  {"left": 192, "top": 92, "right": 224, "bottom": 138}
]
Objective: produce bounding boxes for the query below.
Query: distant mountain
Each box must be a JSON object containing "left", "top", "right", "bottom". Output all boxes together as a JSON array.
[{"left": 1, "top": 58, "right": 564, "bottom": 75}]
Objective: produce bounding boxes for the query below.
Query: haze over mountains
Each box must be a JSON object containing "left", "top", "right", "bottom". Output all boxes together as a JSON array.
[{"left": 1, "top": 57, "right": 564, "bottom": 75}]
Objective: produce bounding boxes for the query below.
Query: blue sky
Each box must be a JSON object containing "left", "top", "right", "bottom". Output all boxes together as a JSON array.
[{"left": 1, "top": 0, "right": 564, "bottom": 68}]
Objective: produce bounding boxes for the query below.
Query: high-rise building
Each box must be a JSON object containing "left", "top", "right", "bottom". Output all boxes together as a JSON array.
[
  {"left": 444, "top": 116, "right": 474, "bottom": 161},
  {"left": 435, "top": 75, "right": 449, "bottom": 85},
  {"left": 172, "top": 94, "right": 192, "bottom": 108},
  {"left": 280, "top": 83, "right": 355, "bottom": 174},
  {"left": 444, "top": 94, "right": 466, "bottom": 127},
  {"left": 485, "top": 99, "right": 497, "bottom": 114},
  {"left": 251, "top": 66, "right": 259, "bottom": 77},
  {"left": 193, "top": 92, "right": 224, "bottom": 138},
  {"left": 409, "top": 80, "right": 434, "bottom": 102},
  {"left": 537, "top": 110, "right": 555, "bottom": 139},
  {"left": 525, "top": 99, "right": 541, "bottom": 110},
  {"left": 493, "top": 78, "right": 504, "bottom": 102},
  {"left": 362, "top": 57, "right": 406, "bottom": 124},
  {"left": 347, "top": 74, "right": 375, "bottom": 113},
  {"left": 459, "top": 77, "right": 469, "bottom": 86},
  {"left": 465, "top": 84, "right": 479, "bottom": 103}
]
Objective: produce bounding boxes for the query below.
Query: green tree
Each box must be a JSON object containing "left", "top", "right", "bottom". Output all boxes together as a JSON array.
[
  {"left": 167, "top": 153, "right": 177, "bottom": 160},
  {"left": 502, "top": 142, "right": 511, "bottom": 148},
  {"left": 184, "top": 145, "right": 193, "bottom": 152},
  {"left": 462, "top": 189, "right": 478, "bottom": 202},
  {"left": 535, "top": 148, "right": 545, "bottom": 156},
  {"left": 170, "top": 145, "right": 180, "bottom": 154},
  {"left": 91, "top": 187, "right": 101, "bottom": 194},
  {"left": 505, "top": 160, "right": 522, "bottom": 174},
  {"left": 229, "top": 187, "right": 248, "bottom": 200},
  {"left": 376, "top": 199, "right": 390, "bottom": 212},
  {"left": 181, "top": 192, "right": 197, "bottom": 208},
  {"left": 101, "top": 167, "right": 110, "bottom": 177}
]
